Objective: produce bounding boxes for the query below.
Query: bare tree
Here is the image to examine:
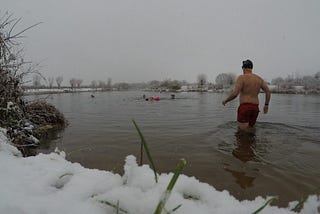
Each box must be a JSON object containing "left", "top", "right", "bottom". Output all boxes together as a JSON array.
[
  {"left": 215, "top": 73, "right": 236, "bottom": 88},
  {"left": 75, "top": 79, "right": 83, "bottom": 88},
  {"left": 271, "top": 77, "right": 284, "bottom": 90},
  {"left": 56, "top": 76, "right": 63, "bottom": 88},
  {"left": 302, "top": 76, "right": 318, "bottom": 90},
  {"left": 98, "top": 80, "right": 106, "bottom": 88},
  {"left": 91, "top": 80, "right": 97, "bottom": 88},
  {"left": 229, "top": 73, "right": 236, "bottom": 85},
  {"left": 0, "top": 13, "right": 68, "bottom": 154},
  {"left": 48, "top": 77, "right": 54, "bottom": 88},
  {"left": 114, "top": 82, "right": 129, "bottom": 90},
  {"left": 315, "top": 71, "right": 320, "bottom": 80},
  {"left": 69, "top": 78, "right": 76, "bottom": 89},
  {"left": 0, "top": 12, "right": 42, "bottom": 103},
  {"left": 32, "top": 74, "right": 41, "bottom": 88},
  {"left": 197, "top": 73, "right": 207, "bottom": 90},
  {"left": 160, "top": 79, "right": 181, "bottom": 91},
  {"left": 107, "top": 78, "right": 112, "bottom": 89},
  {"left": 149, "top": 80, "right": 160, "bottom": 89}
]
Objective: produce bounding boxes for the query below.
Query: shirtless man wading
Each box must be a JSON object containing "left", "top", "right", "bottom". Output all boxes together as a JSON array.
[{"left": 222, "top": 60, "right": 271, "bottom": 130}]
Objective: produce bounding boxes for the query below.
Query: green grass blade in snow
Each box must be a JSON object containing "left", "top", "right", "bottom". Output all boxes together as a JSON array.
[
  {"left": 132, "top": 119, "right": 158, "bottom": 183},
  {"left": 252, "top": 196, "right": 278, "bottom": 214},
  {"left": 171, "top": 204, "right": 182, "bottom": 212},
  {"left": 154, "top": 159, "right": 186, "bottom": 214},
  {"left": 291, "top": 195, "right": 308, "bottom": 212},
  {"left": 99, "top": 200, "right": 127, "bottom": 214}
]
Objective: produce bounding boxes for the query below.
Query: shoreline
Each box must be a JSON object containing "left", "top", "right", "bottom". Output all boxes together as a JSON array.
[{"left": 23, "top": 88, "right": 320, "bottom": 96}]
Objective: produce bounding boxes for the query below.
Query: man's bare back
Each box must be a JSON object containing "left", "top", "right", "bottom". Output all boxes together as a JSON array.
[
  {"left": 237, "top": 73, "right": 266, "bottom": 105},
  {"left": 222, "top": 60, "right": 271, "bottom": 130}
]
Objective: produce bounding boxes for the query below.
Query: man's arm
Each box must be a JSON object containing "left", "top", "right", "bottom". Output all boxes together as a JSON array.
[
  {"left": 261, "top": 81, "right": 271, "bottom": 114},
  {"left": 222, "top": 76, "right": 242, "bottom": 106}
]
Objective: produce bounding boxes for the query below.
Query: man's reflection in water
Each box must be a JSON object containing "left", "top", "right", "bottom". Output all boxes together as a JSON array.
[
  {"left": 232, "top": 129, "right": 257, "bottom": 163},
  {"left": 224, "top": 168, "right": 255, "bottom": 189},
  {"left": 224, "top": 129, "right": 258, "bottom": 189}
]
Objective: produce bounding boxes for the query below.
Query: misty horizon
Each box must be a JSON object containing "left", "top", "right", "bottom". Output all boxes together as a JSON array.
[{"left": 3, "top": 0, "right": 320, "bottom": 85}]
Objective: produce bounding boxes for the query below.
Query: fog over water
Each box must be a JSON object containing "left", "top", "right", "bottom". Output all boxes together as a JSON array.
[{"left": 2, "top": 0, "right": 320, "bottom": 84}]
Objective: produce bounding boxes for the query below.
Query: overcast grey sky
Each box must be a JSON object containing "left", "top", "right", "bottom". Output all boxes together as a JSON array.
[{"left": 3, "top": 0, "right": 320, "bottom": 84}]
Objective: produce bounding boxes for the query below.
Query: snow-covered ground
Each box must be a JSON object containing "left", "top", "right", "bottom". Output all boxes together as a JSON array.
[{"left": 0, "top": 128, "right": 319, "bottom": 214}]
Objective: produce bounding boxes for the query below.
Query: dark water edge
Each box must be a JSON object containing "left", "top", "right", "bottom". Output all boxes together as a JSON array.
[{"left": 30, "top": 91, "right": 320, "bottom": 207}]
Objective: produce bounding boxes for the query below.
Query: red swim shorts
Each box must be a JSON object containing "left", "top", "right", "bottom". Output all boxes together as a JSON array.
[{"left": 237, "top": 103, "right": 260, "bottom": 126}]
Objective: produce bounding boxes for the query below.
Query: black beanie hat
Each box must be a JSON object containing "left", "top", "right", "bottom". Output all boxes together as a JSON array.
[{"left": 242, "top": 60, "right": 253, "bottom": 69}]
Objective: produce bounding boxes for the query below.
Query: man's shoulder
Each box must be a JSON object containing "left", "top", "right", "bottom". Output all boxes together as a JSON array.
[
  {"left": 237, "top": 74, "right": 246, "bottom": 79},
  {"left": 241, "top": 74, "right": 264, "bottom": 85},
  {"left": 252, "top": 73, "right": 263, "bottom": 79},
  {"left": 243, "top": 73, "right": 263, "bottom": 80}
]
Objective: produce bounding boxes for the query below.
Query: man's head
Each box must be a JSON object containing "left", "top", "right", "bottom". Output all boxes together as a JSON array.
[{"left": 242, "top": 60, "right": 253, "bottom": 69}]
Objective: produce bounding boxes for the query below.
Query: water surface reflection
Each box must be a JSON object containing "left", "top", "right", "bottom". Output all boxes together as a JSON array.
[
  {"left": 30, "top": 91, "right": 320, "bottom": 206},
  {"left": 233, "top": 130, "right": 257, "bottom": 163}
]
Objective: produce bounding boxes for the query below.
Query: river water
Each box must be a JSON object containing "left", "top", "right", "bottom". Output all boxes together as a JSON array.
[{"left": 33, "top": 91, "right": 320, "bottom": 206}]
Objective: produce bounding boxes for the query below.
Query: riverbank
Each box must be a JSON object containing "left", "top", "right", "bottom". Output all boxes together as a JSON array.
[
  {"left": 24, "top": 87, "right": 320, "bottom": 96},
  {"left": 24, "top": 87, "right": 106, "bottom": 95},
  {"left": 269, "top": 89, "right": 320, "bottom": 95}
]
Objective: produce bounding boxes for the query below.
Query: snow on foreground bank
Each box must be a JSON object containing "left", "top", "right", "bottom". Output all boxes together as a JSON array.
[{"left": 0, "top": 130, "right": 319, "bottom": 214}]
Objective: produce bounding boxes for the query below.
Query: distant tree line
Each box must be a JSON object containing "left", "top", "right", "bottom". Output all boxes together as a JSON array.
[
  {"left": 29, "top": 73, "right": 238, "bottom": 92},
  {"left": 271, "top": 72, "right": 320, "bottom": 92},
  {"left": 30, "top": 75, "right": 64, "bottom": 89},
  {"left": 215, "top": 73, "right": 236, "bottom": 89},
  {"left": 29, "top": 70, "right": 320, "bottom": 94}
]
